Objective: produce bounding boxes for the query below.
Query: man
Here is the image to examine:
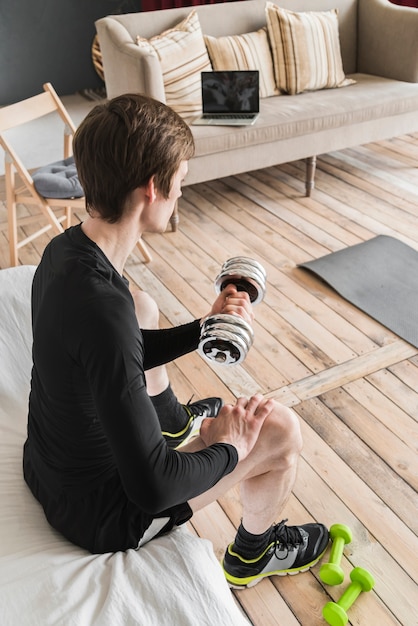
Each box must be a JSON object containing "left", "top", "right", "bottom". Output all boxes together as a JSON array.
[{"left": 23, "top": 93, "right": 328, "bottom": 588}]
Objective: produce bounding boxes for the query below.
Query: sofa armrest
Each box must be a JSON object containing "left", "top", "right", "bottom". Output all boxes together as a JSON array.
[
  {"left": 95, "top": 17, "right": 166, "bottom": 101},
  {"left": 358, "top": 0, "right": 418, "bottom": 82}
]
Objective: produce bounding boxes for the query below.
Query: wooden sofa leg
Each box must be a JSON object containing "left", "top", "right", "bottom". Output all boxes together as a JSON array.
[
  {"left": 169, "top": 201, "right": 179, "bottom": 232},
  {"left": 305, "top": 156, "right": 317, "bottom": 197}
]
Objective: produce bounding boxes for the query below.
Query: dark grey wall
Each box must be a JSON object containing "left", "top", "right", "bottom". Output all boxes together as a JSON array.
[{"left": 0, "top": 0, "right": 141, "bottom": 105}]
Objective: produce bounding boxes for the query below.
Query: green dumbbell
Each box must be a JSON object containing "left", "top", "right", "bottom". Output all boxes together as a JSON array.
[
  {"left": 323, "top": 567, "right": 375, "bottom": 626},
  {"left": 319, "top": 523, "right": 352, "bottom": 586}
]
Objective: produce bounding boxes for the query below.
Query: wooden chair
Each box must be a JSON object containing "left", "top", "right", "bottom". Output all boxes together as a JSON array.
[{"left": 0, "top": 82, "right": 152, "bottom": 266}]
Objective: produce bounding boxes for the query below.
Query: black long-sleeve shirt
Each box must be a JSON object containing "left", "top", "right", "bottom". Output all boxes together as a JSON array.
[{"left": 24, "top": 225, "right": 237, "bottom": 549}]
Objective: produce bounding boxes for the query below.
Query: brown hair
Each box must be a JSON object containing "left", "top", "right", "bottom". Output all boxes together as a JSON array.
[{"left": 73, "top": 93, "right": 194, "bottom": 222}]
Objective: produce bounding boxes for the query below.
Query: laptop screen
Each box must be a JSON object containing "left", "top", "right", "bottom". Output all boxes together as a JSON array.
[{"left": 201, "top": 71, "right": 260, "bottom": 115}]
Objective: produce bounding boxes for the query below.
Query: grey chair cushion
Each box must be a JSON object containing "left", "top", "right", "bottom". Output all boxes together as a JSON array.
[{"left": 32, "top": 156, "right": 83, "bottom": 199}]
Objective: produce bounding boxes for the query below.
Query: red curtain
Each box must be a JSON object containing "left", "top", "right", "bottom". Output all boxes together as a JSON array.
[
  {"left": 142, "top": 0, "right": 418, "bottom": 10},
  {"left": 390, "top": 0, "right": 418, "bottom": 6},
  {"left": 141, "top": 0, "right": 234, "bottom": 11}
]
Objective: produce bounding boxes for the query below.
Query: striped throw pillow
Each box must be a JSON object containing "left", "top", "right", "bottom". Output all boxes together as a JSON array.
[
  {"left": 204, "top": 29, "right": 278, "bottom": 98},
  {"left": 265, "top": 3, "right": 355, "bottom": 95},
  {"left": 136, "top": 11, "right": 212, "bottom": 118}
]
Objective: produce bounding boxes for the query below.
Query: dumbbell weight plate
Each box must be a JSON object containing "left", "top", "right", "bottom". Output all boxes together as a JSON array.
[
  {"left": 200, "top": 324, "right": 254, "bottom": 355},
  {"left": 199, "top": 329, "right": 249, "bottom": 365},
  {"left": 199, "top": 314, "right": 254, "bottom": 365},
  {"left": 221, "top": 256, "right": 267, "bottom": 279},
  {"left": 201, "top": 314, "right": 254, "bottom": 351},
  {"left": 215, "top": 257, "right": 266, "bottom": 305},
  {"left": 202, "top": 313, "right": 254, "bottom": 339}
]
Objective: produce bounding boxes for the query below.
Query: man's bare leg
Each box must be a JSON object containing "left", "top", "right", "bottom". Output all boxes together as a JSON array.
[
  {"left": 182, "top": 398, "right": 329, "bottom": 587},
  {"left": 184, "top": 400, "right": 302, "bottom": 533}
]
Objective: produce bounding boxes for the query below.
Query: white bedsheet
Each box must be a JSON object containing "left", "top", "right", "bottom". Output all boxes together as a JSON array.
[{"left": 0, "top": 265, "right": 249, "bottom": 626}]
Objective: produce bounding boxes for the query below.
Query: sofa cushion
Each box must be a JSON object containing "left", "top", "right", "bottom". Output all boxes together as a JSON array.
[
  {"left": 136, "top": 10, "right": 212, "bottom": 118},
  {"left": 265, "top": 3, "right": 355, "bottom": 96},
  {"left": 190, "top": 74, "right": 418, "bottom": 157},
  {"left": 204, "top": 29, "right": 278, "bottom": 98}
]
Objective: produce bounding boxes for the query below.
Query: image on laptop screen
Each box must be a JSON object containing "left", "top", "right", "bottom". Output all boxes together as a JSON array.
[{"left": 193, "top": 70, "right": 260, "bottom": 126}]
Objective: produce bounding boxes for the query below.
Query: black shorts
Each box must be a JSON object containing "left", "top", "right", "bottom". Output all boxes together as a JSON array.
[{"left": 24, "top": 452, "right": 193, "bottom": 554}]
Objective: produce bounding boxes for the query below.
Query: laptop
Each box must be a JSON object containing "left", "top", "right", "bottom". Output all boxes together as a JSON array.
[{"left": 192, "top": 70, "right": 260, "bottom": 126}]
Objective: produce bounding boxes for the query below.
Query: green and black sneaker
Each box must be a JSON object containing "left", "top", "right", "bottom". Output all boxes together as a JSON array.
[
  {"left": 162, "top": 397, "right": 224, "bottom": 448},
  {"left": 222, "top": 519, "right": 329, "bottom": 588}
]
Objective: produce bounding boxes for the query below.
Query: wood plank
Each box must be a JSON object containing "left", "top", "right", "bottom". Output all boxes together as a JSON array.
[
  {"left": 268, "top": 341, "right": 418, "bottom": 403},
  {"left": 252, "top": 167, "right": 373, "bottom": 247},
  {"left": 346, "top": 374, "right": 418, "bottom": 447},
  {"left": 388, "top": 359, "right": 418, "bottom": 418},
  {"left": 210, "top": 177, "right": 342, "bottom": 256},
  {"left": 321, "top": 386, "right": 418, "bottom": 492},
  {"left": 297, "top": 396, "right": 418, "bottom": 535},
  {"left": 183, "top": 183, "right": 330, "bottom": 264},
  {"left": 232, "top": 170, "right": 364, "bottom": 248},
  {"left": 283, "top": 158, "right": 418, "bottom": 249}
]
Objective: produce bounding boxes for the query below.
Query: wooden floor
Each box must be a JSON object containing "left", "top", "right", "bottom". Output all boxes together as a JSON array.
[{"left": 1, "top": 134, "right": 418, "bottom": 626}]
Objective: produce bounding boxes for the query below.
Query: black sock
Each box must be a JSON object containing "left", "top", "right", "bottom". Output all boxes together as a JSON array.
[
  {"left": 233, "top": 522, "right": 273, "bottom": 559},
  {"left": 150, "top": 384, "right": 189, "bottom": 434}
]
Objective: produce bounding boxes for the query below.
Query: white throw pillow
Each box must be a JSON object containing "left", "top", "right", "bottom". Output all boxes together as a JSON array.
[
  {"left": 205, "top": 28, "right": 278, "bottom": 98},
  {"left": 265, "top": 3, "right": 355, "bottom": 95},
  {"left": 136, "top": 10, "right": 212, "bottom": 118}
]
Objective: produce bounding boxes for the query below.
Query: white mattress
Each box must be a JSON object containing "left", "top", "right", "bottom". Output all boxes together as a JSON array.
[{"left": 0, "top": 265, "right": 249, "bottom": 626}]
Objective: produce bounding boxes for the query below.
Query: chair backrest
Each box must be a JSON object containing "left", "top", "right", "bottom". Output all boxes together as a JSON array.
[
  {"left": 0, "top": 83, "right": 77, "bottom": 165},
  {"left": 0, "top": 84, "right": 83, "bottom": 267}
]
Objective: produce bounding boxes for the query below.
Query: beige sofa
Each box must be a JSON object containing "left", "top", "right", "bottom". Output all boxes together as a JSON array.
[{"left": 96, "top": 0, "right": 418, "bottom": 222}]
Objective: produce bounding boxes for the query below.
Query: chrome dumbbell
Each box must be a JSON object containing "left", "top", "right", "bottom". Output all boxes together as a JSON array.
[
  {"left": 198, "top": 257, "right": 266, "bottom": 365},
  {"left": 214, "top": 257, "right": 266, "bottom": 305}
]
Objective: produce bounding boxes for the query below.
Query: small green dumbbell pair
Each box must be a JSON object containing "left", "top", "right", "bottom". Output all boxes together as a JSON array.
[{"left": 320, "top": 524, "right": 375, "bottom": 626}]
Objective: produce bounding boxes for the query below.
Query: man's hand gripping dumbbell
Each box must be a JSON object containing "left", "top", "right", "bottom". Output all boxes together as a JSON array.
[{"left": 199, "top": 257, "right": 266, "bottom": 365}]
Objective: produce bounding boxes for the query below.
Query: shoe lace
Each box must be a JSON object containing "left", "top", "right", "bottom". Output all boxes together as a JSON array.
[
  {"left": 185, "top": 395, "right": 205, "bottom": 418},
  {"left": 271, "top": 519, "right": 302, "bottom": 559}
]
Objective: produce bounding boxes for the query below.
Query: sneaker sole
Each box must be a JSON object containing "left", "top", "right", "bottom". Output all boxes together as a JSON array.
[{"left": 223, "top": 548, "right": 327, "bottom": 589}]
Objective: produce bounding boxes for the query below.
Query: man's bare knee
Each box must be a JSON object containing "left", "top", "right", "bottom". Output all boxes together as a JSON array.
[
  {"left": 263, "top": 402, "right": 303, "bottom": 463},
  {"left": 132, "top": 289, "right": 159, "bottom": 329}
]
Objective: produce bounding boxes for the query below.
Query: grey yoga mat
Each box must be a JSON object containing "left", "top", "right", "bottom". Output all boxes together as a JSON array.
[{"left": 299, "top": 235, "right": 418, "bottom": 348}]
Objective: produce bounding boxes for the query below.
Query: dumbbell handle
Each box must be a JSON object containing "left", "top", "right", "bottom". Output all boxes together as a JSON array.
[
  {"left": 328, "top": 536, "right": 346, "bottom": 565},
  {"left": 336, "top": 580, "right": 363, "bottom": 611}
]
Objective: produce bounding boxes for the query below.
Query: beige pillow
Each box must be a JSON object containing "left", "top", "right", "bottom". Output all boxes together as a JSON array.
[
  {"left": 136, "top": 10, "right": 212, "bottom": 118},
  {"left": 265, "top": 2, "right": 355, "bottom": 95},
  {"left": 204, "top": 29, "right": 278, "bottom": 98}
]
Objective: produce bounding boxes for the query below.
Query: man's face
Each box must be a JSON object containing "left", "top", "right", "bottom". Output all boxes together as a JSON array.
[{"left": 141, "top": 160, "right": 188, "bottom": 233}]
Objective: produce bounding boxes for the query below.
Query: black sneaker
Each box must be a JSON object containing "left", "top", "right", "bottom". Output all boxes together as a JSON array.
[
  {"left": 162, "top": 397, "right": 223, "bottom": 448},
  {"left": 222, "top": 519, "right": 329, "bottom": 588}
]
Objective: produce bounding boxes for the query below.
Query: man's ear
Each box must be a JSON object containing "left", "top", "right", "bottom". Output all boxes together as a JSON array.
[{"left": 144, "top": 176, "right": 157, "bottom": 203}]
